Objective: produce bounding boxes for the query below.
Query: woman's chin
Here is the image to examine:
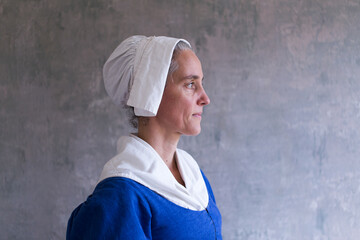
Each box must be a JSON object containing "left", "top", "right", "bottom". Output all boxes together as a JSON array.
[{"left": 183, "top": 127, "right": 201, "bottom": 136}]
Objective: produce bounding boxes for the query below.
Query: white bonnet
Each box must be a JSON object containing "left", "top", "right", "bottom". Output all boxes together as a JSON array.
[{"left": 103, "top": 35, "right": 191, "bottom": 117}]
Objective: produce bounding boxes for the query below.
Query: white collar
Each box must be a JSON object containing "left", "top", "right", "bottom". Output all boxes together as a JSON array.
[{"left": 98, "top": 135, "right": 209, "bottom": 210}]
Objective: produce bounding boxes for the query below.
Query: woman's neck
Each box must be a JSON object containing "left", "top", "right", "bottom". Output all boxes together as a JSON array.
[
  {"left": 137, "top": 117, "right": 185, "bottom": 187},
  {"left": 137, "top": 123, "right": 179, "bottom": 167}
]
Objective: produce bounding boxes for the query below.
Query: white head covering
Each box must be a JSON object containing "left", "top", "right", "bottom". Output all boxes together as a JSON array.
[{"left": 103, "top": 35, "right": 191, "bottom": 117}]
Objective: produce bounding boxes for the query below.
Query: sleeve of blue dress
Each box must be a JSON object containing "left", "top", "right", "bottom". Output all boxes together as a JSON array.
[{"left": 66, "top": 178, "right": 152, "bottom": 240}]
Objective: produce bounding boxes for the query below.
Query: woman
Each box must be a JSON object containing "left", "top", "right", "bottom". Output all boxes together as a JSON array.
[{"left": 67, "top": 35, "right": 222, "bottom": 239}]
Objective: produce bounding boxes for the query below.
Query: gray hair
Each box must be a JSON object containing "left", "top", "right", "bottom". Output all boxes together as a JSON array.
[
  {"left": 168, "top": 41, "right": 193, "bottom": 77},
  {"left": 126, "top": 41, "right": 193, "bottom": 129}
]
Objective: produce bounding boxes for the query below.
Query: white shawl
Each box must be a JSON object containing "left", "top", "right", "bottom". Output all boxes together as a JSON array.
[{"left": 98, "top": 135, "right": 209, "bottom": 211}]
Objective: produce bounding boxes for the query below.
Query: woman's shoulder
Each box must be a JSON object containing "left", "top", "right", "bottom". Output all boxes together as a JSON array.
[
  {"left": 70, "top": 178, "right": 152, "bottom": 220},
  {"left": 91, "top": 177, "right": 152, "bottom": 205},
  {"left": 67, "top": 177, "right": 153, "bottom": 239}
]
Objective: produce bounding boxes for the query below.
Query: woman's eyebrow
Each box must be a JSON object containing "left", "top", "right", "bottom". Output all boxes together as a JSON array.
[{"left": 181, "top": 75, "right": 204, "bottom": 81}]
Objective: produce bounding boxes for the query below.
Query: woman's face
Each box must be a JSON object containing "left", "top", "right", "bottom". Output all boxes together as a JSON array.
[{"left": 155, "top": 49, "right": 210, "bottom": 136}]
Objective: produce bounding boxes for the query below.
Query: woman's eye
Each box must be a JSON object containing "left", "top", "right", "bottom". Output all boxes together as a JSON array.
[{"left": 186, "top": 82, "right": 195, "bottom": 89}]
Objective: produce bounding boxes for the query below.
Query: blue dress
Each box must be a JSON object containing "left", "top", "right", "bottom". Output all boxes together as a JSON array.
[{"left": 67, "top": 172, "right": 222, "bottom": 240}]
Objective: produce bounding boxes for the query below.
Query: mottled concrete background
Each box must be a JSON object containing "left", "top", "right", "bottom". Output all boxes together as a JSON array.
[{"left": 1, "top": 0, "right": 360, "bottom": 239}]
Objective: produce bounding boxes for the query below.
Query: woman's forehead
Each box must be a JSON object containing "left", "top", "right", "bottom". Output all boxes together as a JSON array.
[{"left": 174, "top": 50, "right": 203, "bottom": 76}]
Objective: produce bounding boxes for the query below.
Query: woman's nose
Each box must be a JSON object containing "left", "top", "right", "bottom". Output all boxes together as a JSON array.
[{"left": 198, "top": 88, "right": 210, "bottom": 106}]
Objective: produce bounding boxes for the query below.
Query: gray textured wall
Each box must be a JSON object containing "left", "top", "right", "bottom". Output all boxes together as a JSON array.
[{"left": 1, "top": 0, "right": 360, "bottom": 239}]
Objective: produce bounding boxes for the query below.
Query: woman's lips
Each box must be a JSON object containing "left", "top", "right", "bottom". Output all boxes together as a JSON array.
[{"left": 192, "top": 112, "right": 202, "bottom": 118}]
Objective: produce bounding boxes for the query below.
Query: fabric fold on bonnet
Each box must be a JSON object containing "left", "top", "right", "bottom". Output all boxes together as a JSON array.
[{"left": 103, "top": 35, "right": 191, "bottom": 117}]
